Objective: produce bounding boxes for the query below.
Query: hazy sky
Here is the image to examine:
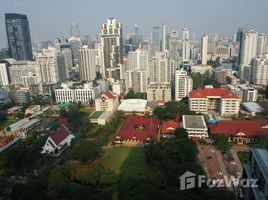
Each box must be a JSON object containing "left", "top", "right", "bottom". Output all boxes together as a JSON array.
[{"left": 1, "top": 0, "right": 268, "bottom": 45}]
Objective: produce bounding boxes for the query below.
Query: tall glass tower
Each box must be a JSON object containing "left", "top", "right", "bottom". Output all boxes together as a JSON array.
[{"left": 5, "top": 13, "right": 33, "bottom": 60}]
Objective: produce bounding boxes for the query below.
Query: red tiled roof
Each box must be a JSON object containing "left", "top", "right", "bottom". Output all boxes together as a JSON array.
[
  {"left": 162, "top": 120, "right": 179, "bottom": 134},
  {"left": 209, "top": 120, "right": 268, "bottom": 137},
  {"left": 189, "top": 88, "right": 239, "bottom": 99},
  {"left": 59, "top": 117, "right": 68, "bottom": 125},
  {"left": 118, "top": 116, "right": 160, "bottom": 140},
  {"left": 103, "top": 90, "right": 117, "bottom": 99},
  {"left": 50, "top": 127, "right": 70, "bottom": 145}
]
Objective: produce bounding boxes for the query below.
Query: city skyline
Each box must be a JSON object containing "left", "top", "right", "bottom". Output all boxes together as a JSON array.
[{"left": 1, "top": 0, "right": 268, "bottom": 44}]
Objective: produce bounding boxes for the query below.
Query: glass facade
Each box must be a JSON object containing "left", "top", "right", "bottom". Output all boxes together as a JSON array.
[{"left": 5, "top": 13, "right": 33, "bottom": 61}]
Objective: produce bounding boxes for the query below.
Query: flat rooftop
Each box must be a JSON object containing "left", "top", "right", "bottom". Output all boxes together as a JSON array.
[{"left": 183, "top": 115, "right": 207, "bottom": 129}]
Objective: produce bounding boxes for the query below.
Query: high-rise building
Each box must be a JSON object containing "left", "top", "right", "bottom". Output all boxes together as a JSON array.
[
  {"left": 148, "top": 52, "right": 178, "bottom": 84},
  {"left": 78, "top": 46, "right": 97, "bottom": 81},
  {"left": 100, "top": 18, "right": 123, "bottom": 82},
  {"left": 251, "top": 55, "right": 268, "bottom": 85},
  {"left": 151, "top": 26, "right": 161, "bottom": 55},
  {"left": 182, "top": 28, "right": 190, "bottom": 62},
  {"left": 36, "top": 47, "right": 67, "bottom": 83},
  {"left": 257, "top": 33, "right": 267, "bottom": 56},
  {"left": 239, "top": 30, "right": 258, "bottom": 66},
  {"left": 127, "top": 49, "right": 148, "bottom": 71},
  {"left": 125, "top": 69, "right": 147, "bottom": 93},
  {"left": 68, "top": 37, "right": 82, "bottom": 65},
  {"left": 54, "top": 37, "right": 72, "bottom": 77},
  {"left": 175, "top": 69, "right": 193, "bottom": 101},
  {"left": 5, "top": 13, "right": 33, "bottom": 60},
  {"left": 0, "top": 62, "right": 10, "bottom": 86},
  {"left": 162, "top": 24, "right": 166, "bottom": 52},
  {"left": 201, "top": 34, "right": 208, "bottom": 65},
  {"left": 70, "top": 21, "right": 80, "bottom": 38},
  {"left": 147, "top": 82, "right": 171, "bottom": 102},
  {"left": 169, "top": 31, "right": 179, "bottom": 61}
]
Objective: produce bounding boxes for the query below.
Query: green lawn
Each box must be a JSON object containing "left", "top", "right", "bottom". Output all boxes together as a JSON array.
[
  {"left": 0, "top": 117, "right": 20, "bottom": 129},
  {"left": 100, "top": 147, "right": 150, "bottom": 175},
  {"left": 100, "top": 147, "right": 154, "bottom": 200}
]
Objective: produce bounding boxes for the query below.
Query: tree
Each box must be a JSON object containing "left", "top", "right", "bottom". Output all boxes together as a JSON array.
[
  {"left": 203, "top": 78, "right": 220, "bottom": 87},
  {"left": 214, "top": 135, "right": 232, "bottom": 152},
  {"left": 174, "top": 128, "right": 188, "bottom": 138},
  {"left": 191, "top": 73, "right": 204, "bottom": 89},
  {"left": 0, "top": 112, "right": 7, "bottom": 121},
  {"left": 153, "top": 107, "right": 166, "bottom": 119}
]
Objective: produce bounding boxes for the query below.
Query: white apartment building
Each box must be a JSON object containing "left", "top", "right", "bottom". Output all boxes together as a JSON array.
[
  {"left": 36, "top": 47, "right": 67, "bottom": 84},
  {"left": 188, "top": 87, "right": 240, "bottom": 117},
  {"left": 127, "top": 49, "right": 149, "bottom": 71},
  {"left": 147, "top": 82, "right": 171, "bottom": 102},
  {"left": 0, "top": 63, "right": 10, "bottom": 86},
  {"left": 95, "top": 90, "right": 119, "bottom": 112},
  {"left": 55, "top": 81, "right": 109, "bottom": 104},
  {"left": 125, "top": 69, "right": 147, "bottom": 93},
  {"left": 251, "top": 55, "right": 268, "bottom": 85},
  {"left": 78, "top": 46, "right": 97, "bottom": 81},
  {"left": 201, "top": 34, "right": 208, "bottom": 65},
  {"left": 182, "top": 28, "right": 190, "bottom": 63},
  {"left": 148, "top": 51, "right": 178, "bottom": 83},
  {"left": 175, "top": 69, "right": 193, "bottom": 101}
]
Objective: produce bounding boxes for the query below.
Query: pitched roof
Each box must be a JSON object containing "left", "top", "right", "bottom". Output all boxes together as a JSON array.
[
  {"left": 189, "top": 88, "right": 239, "bottom": 99},
  {"left": 118, "top": 116, "right": 160, "bottom": 140},
  {"left": 59, "top": 117, "right": 68, "bottom": 125},
  {"left": 209, "top": 120, "right": 268, "bottom": 137},
  {"left": 50, "top": 127, "right": 70, "bottom": 145},
  {"left": 162, "top": 120, "right": 179, "bottom": 134},
  {"left": 103, "top": 90, "right": 117, "bottom": 99}
]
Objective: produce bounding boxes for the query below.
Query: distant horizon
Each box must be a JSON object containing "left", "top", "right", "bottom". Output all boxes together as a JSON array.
[{"left": 1, "top": 0, "right": 268, "bottom": 46}]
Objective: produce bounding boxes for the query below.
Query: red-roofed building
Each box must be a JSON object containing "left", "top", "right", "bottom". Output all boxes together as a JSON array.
[
  {"left": 59, "top": 117, "right": 68, "bottom": 126},
  {"left": 95, "top": 90, "right": 119, "bottom": 112},
  {"left": 41, "top": 126, "right": 75, "bottom": 155},
  {"left": 161, "top": 120, "right": 179, "bottom": 135},
  {"left": 161, "top": 114, "right": 181, "bottom": 136},
  {"left": 189, "top": 87, "right": 240, "bottom": 117},
  {"left": 209, "top": 120, "right": 268, "bottom": 144},
  {"left": 116, "top": 116, "right": 160, "bottom": 144}
]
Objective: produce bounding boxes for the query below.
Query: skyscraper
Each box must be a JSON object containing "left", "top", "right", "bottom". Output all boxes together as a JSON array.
[
  {"left": 257, "top": 33, "right": 267, "bottom": 56},
  {"left": 239, "top": 30, "right": 258, "bottom": 66},
  {"left": 169, "top": 31, "right": 179, "bottom": 61},
  {"left": 151, "top": 26, "right": 161, "bottom": 55},
  {"left": 70, "top": 21, "right": 80, "bottom": 38},
  {"left": 78, "top": 46, "right": 97, "bottom": 81},
  {"left": 162, "top": 24, "right": 166, "bottom": 51},
  {"left": 100, "top": 18, "right": 123, "bottom": 82},
  {"left": 5, "top": 13, "right": 33, "bottom": 60},
  {"left": 182, "top": 28, "right": 190, "bottom": 63},
  {"left": 201, "top": 34, "right": 208, "bottom": 65}
]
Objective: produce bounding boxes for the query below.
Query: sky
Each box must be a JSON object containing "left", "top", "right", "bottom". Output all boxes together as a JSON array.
[{"left": 1, "top": 0, "right": 268, "bottom": 45}]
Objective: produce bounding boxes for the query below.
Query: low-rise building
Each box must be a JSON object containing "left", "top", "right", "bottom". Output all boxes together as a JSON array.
[
  {"left": 115, "top": 116, "right": 160, "bottom": 144},
  {"left": 182, "top": 115, "right": 208, "bottom": 138},
  {"left": 89, "top": 111, "right": 113, "bottom": 126},
  {"left": 209, "top": 119, "right": 268, "bottom": 144},
  {"left": 55, "top": 81, "right": 109, "bottom": 104},
  {"left": 41, "top": 126, "right": 74, "bottom": 155},
  {"left": 147, "top": 82, "right": 171, "bottom": 102},
  {"left": 95, "top": 90, "right": 119, "bottom": 112},
  {"left": 118, "top": 99, "right": 148, "bottom": 114},
  {"left": 189, "top": 87, "right": 240, "bottom": 117}
]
